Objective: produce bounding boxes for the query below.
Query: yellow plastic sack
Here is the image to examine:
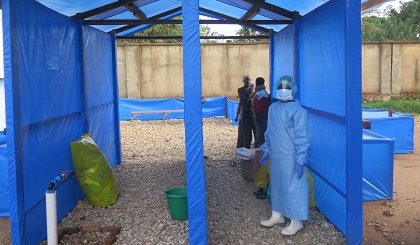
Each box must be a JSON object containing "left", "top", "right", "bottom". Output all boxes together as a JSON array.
[
  {"left": 70, "top": 133, "right": 118, "bottom": 207},
  {"left": 307, "top": 169, "right": 316, "bottom": 209},
  {"left": 253, "top": 159, "right": 270, "bottom": 188}
]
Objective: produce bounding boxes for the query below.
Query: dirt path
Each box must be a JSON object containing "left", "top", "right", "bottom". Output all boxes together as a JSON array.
[
  {"left": 363, "top": 117, "right": 420, "bottom": 244},
  {"left": 0, "top": 218, "right": 11, "bottom": 245}
]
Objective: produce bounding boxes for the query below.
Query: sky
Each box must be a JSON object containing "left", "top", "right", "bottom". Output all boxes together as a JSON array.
[
  {"left": 206, "top": 23, "right": 241, "bottom": 36},
  {"left": 200, "top": 16, "right": 241, "bottom": 36},
  {"left": 375, "top": 0, "right": 413, "bottom": 11},
  {"left": 205, "top": 0, "right": 414, "bottom": 35},
  {"left": 364, "top": 0, "right": 413, "bottom": 16}
]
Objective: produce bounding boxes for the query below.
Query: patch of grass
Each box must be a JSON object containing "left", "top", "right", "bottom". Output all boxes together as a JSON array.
[{"left": 363, "top": 99, "right": 420, "bottom": 116}]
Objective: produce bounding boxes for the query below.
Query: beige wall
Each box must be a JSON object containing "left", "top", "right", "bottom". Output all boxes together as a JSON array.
[
  {"left": 117, "top": 44, "right": 184, "bottom": 98},
  {"left": 118, "top": 41, "right": 420, "bottom": 99},
  {"left": 201, "top": 43, "right": 270, "bottom": 98},
  {"left": 117, "top": 43, "right": 270, "bottom": 99},
  {"left": 362, "top": 41, "right": 420, "bottom": 94},
  {"left": 401, "top": 43, "right": 420, "bottom": 93},
  {"left": 362, "top": 43, "right": 382, "bottom": 93}
]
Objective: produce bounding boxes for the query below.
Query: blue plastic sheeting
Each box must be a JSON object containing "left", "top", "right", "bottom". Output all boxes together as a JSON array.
[
  {"left": 118, "top": 97, "right": 227, "bottom": 121},
  {"left": 84, "top": 26, "right": 122, "bottom": 165},
  {"left": 270, "top": 24, "right": 295, "bottom": 98},
  {"left": 226, "top": 98, "right": 239, "bottom": 126},
  {"left": 182, "top": 1, "right": 207, "bottom": 243},
  {"left": 3, "top": 0, "right": 121, "bottom": 244},
  {"left": 291, "top": 0, "right": 363, "bottom": 242},
  {"left": 4, "top": 0, "right": 364, "bottom": 244},
  {"left": 362, "top": 130, "right": 395, "bottom": 201},
  {"left": 362, "top": 109, "right": 414, "bottom": 154},
  {"left": 36, "top": 0, "right": 336, "bottom": 35},
  {"left": 0, "top": 139, "right": 8, "bottom": 217}
]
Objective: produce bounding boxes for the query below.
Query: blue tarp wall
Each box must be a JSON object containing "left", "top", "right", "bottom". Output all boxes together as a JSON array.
[
  {"left": 119, "top": 97, "right": 239, "bottom": 125},
  {"left": 363, "top": 109, "right": 414, "bottom": 153},
  {"left": 270, "top": 1, "right": 363, "bottom": 243},
  {"left": 119, "top": 97, "right": 240, "bottom": 126},
  {"left": 362, "top": 130, "right": 395, "bottom": 201},
  {"left": 3, "top": 0, "right": 364, "bottom": 244},
  {"left": 0, "top": 134, "right": 8, "bottom": 217},
  {"left": 119, "top": 97, "right": 227, "bottom": 120},
  {"left": 3, "top": 0, "right": 122, "bottom": 244}
]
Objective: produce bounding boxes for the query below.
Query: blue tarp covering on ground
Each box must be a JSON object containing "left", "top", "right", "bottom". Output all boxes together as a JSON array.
[
  {"left": 362, "top": 130, "right": 395, "bottom": 201},
  {"left": 3, "top": 0, "right": 365, "bottom": 244},
  {"left": 362, "top": 109, "right": 414, "bottom": 154},
  {"left": 119, "top": 97, "right": 228, "bottom": 121}
]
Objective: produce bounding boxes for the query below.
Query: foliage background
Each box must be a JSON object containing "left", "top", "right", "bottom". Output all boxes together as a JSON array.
[
  {"left": 362, "top": 0, "right": 420, "bottom": 41},
  {"left": 117, "top": 1, "right": 420, "bottom": 43}
]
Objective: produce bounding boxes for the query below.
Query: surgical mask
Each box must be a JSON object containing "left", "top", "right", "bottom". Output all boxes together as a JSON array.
[{"left": 276, "top": 89, "right": 293, "bottom": 101}]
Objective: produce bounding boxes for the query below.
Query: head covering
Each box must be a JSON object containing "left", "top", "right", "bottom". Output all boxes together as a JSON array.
[
  {"left": 243, "top": 75, "right": 251, "bottom": 83},
  {"left": 276, "top": 75, "right": 297, "bottom": 95},
  {"left": 256, "top": 77, "right": 265, "bottom": 86}
]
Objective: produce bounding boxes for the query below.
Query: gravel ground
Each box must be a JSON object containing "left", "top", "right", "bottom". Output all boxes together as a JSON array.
[{"left": 50, "top": 118, "right": 346, "bottom": 245}]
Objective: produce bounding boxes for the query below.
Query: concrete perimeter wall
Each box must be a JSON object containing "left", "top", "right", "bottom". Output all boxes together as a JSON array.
[
  {"left": 117, "top": 42, "right": 269, "bottom": 99},
  {"left": 118, "top": 41, "right": 420, "bottom": 99},
  {"left": 362, "top": 41, "right": 420, "bottom": 95}
]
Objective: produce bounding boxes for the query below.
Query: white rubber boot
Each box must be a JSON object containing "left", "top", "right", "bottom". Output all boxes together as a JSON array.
[
  {"left": 260, "top": 210, "right": 285, "bottom": 227},
  {"left": 281, "top": 219, "right": 303, "bottom": 235}
]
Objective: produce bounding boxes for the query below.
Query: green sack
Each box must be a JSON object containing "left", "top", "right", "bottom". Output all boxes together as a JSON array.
[{"left": 70, "top": 133, "right": 118, "bottom": 207}]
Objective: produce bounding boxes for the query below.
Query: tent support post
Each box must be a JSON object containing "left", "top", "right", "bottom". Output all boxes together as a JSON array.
[{"left": 182, "top": 0, "right": 208, "bottom": 243}]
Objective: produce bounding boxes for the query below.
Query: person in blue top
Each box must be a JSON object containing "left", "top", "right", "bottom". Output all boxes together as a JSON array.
[{"left": 259, "top": 75, "right": 310, "bottom": 236}]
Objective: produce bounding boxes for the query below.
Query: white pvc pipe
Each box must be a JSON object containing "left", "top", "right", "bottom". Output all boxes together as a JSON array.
[{"left": 46, "top": 190, "right": 58, "bottom": 245}]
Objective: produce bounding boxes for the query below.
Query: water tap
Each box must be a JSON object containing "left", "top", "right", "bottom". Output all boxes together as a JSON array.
[{"left": 61, "top": 170, "right": 73, "bottom": 179}]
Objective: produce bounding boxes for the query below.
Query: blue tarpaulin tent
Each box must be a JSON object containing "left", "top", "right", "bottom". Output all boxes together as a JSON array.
[
  {"left": 0, "top": 134, "right": 7, "bottom": 217},
  {"left": 362, "top": 129, "right": 395, "bottom": 201},
  {"left": 2, "top": 0, "right": 367, "bottom": 244},
  {"left": 362, "top": 109, "right": 415, "bottom": 153}
]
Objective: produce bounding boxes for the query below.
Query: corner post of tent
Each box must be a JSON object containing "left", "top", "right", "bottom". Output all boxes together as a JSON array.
[
  {"left": 344, "top": 0, "right": 363, "bottom": 243},
  {"left": 268, "top": 29, "right": 275, "bottom": 101},
  {"left": 110, "top": 29, "right": 123, "bottom": 165},
  {"left": 293, "top": 18, "right": 301, "bottom": 100},
  {"left": 182, "top": 0, "right": 208, "bottom": 243},
  {"left": 76, "top": 20, "right": 90, "bottom": 133}
]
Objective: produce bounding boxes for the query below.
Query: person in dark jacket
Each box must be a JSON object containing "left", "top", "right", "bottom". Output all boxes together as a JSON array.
[{"left": 234, "top": 75, "right": 255, "bottom": 149}]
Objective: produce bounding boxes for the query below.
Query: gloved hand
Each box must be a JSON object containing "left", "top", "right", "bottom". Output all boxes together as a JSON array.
[
  {"left": 260, "top": 152, "right": 269, "bottom": 165},
  {"left": 295, "top": 162, "right": 305, "bottom": 179},
  {"left": 234, "top": 115, "right": 239, "bottom": 122}
]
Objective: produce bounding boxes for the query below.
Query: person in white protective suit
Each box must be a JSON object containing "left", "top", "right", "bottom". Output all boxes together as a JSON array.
[{"left": 259, "top": 75, "right": 310, "bottom": 236}]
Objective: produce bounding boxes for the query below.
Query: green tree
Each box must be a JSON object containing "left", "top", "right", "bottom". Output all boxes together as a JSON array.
[
  {"left": 234, "top": 26, "right": 265, "bottom": 42},
  {"left": 362, "top": 16, "right": 387, "bottom": 40},
  {"left": 362, "top": 0, "right": 420, "bottom": 41},
  {"left": 118, "top": 16, "right": 220, "bottom": 44},
  {"left": 118, "top": 16, "right": 182, "bottom": 44}
]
